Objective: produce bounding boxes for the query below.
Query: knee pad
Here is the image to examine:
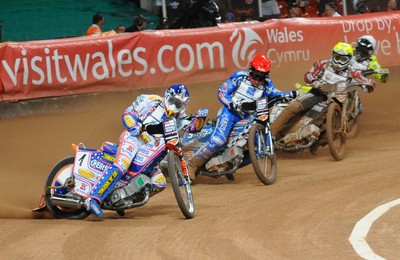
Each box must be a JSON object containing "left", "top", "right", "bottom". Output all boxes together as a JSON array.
[{"left": 150, "top": 168, "right": 166, "bottom": 196}]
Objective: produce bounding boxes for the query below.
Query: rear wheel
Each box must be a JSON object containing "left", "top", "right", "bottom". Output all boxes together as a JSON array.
[
  {"left": 168, "top": 151, "right": 195, "bottom": 219},
  {"left": 346, "top": 117, "right": 359, "bottom": 138},
  {"left": 45, "top": 157, "right": 90, "bottom": 219},
  {"left": 346, "top": 91, "right": 360, "bottom": 138},
  {"left": 248, "top": 123, "right": 277, "bottom": 185},
  {"left": 326, "top": 103, "right": 346, "bottom": 161}
]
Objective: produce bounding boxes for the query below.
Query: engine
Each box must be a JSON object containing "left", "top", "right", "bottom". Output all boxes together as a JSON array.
[
  {"left": 205, "top": 146, "right": 243, "bottom": 172},
  {"left": 109, "top": 174, "right": 151, "bottom": 206},
  {"left": 283, "top": 124, "right": 320, "bottom": 146}
]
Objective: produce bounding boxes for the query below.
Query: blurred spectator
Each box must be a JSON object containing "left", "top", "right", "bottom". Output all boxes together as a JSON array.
[
  {"left": 297, "top": 0, "right": 310, "bottom": 11},
  {"left": 261, "top": 0, "right": 281, "bottom": 20},
  {"left": 285, "top": 2, "right": 303, "bottom": 18},
  {"left": 387, "top": 0, "right": 398, "bottom": 11},
  {"left": 370, "top": 6, "right": 380, "bottom": 12},
  {"left": 235, "top": 0, "right": 257, "bottom": 21},
  {"left": 325, "top": 1, "right": 341, "bottom": 16},
  {"left": 116, "top": 25, "right": 126, "bottom": 33},
  {"left": 167, "top": 0, "right": 221, "bottom": 29},
  {"left": 86, "top": 14, "right": 104, "bottom": 36},
  {"left": 156, "top": 17, "right": 169, "bottom": 29},
  {"left": 318, "top": 0, "right": 337, "bottom": 16},
  {"left": 223, "top": 12, "right": 236, "bottom": 22},
  {"left": 167, "top": 0, "right": 184, "bottom": 22},
  {"left": 125, "top": 15, "right": 148, "bottom": 32},
  {"left": 353, "top": 0, "right": 369, "bottom": 14}
]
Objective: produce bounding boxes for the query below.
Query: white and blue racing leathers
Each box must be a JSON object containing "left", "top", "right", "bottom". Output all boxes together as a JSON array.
[
  {"left": 90, "top": 94, "right": 187, "bottom": 204},
  {"left": 188, "top": 70, "right": 293, "bottom": 168}
]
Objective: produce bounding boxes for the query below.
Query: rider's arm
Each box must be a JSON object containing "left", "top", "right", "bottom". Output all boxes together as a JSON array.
[
  {"left": 122, "top": 109, "right": 142, "bottom": 136},
  {"left": 265, "top": 79, "right": 298, "bottom": 98},
  {"left": 304, "top": 60, "right": 328, "bottom": 84},
  {"left": 368, "top": 56, "right": 387, "bottom": 83},
  {"left": 122, "top": 94, "right": 161, "bottom": 135},
  {"left": 350, "top": 68, "right": 375, "bottom": 93},
  {"left": 218, "top": 70, "right": 243, "bottom": 108}
]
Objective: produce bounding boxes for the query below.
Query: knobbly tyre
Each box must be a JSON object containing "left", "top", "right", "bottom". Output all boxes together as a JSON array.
[
  {"left": 32, "top": 113, "right": 207, "bottom": 220},
  {"left": 270, "top": 81, "right": 374, "bottom": 161},
  {"left": 181, "top": 97, "right": 277, "bottom": 185}
]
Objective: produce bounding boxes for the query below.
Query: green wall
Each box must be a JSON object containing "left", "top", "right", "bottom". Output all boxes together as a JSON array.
[{"left": 0, "top": 0, "right": 159, "bottom": 42}]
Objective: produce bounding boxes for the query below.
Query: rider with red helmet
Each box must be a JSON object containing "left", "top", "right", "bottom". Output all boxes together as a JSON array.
[{"left": 188, "top": 54, "right": 297, "bottom": 169}]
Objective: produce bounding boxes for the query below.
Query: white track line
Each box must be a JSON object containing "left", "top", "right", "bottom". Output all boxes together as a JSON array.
[{"left": 348, "top": 198, "right": 400, "bottom": 260}]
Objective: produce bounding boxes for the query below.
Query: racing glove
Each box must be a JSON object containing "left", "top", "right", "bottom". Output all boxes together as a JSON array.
[
  {"left": 228, "top": 102, "right": 237, "bottom": 111},
  {"left": 290, "top": 90, "right": 300, "bottom": 98},
  {"left": 363, "top": 79, "right": 375, "bottom": 93},
  {"left": 311, "top": 81, "right": 322, "bottom": 89}
]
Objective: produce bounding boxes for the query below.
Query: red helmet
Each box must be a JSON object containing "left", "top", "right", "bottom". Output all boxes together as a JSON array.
[{"left": 249, "top": 54, "right": 271, "bottom": 87}]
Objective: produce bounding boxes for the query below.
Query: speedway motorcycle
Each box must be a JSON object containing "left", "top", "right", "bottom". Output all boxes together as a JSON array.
[
  {"left": 345, "top": 67, "right": 389, "bottom": 138},
  {"left": 181, "top": 97, "right": 277, "bottom": 185},
  {"left": 270, "top": 81, "right": 374, "bottom": 161},
  {"left": 32, "top": 115, "right": 204, "bottom": 220}
]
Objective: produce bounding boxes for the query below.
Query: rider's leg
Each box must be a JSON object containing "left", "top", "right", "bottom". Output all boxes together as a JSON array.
[
  {"left": 188, "top": 106, "right": 238, "bottom": 168},
  {"left": 270, "top": 99, "right": 303, "bottom": 137},
  {"left": 270, "top": 92, "right": 324, "bottom": 137},
  {"left": 86, "top": 131, "right": 142, "bottom": 217}
]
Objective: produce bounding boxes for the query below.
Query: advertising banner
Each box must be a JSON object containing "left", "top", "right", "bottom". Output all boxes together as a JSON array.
[{"left": 1, "top": 12, "right": 400, "bottom": 101}]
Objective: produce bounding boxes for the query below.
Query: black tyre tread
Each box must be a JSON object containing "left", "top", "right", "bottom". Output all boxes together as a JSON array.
[
  {"left": 326, "top": 103, "right": 346, "bottom": 161},
  {"left": 167, "top": 151, "right": 195, "bottom": 219},
  {"left": 248, "top": 123, "right": 277, "bottom": 185},
  {"left": 45, "top": 156, "right": 90, "bottom": 219}
]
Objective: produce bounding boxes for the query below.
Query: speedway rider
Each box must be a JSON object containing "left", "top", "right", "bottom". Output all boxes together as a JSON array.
[
  {"left": 350, "top": 35, "right": 389, "bottom": 83},
  {"left": 84, "top": 84, "right": 191, "bottom": 217},
  {"left": 270, "top": 42, "right": 375, "bottom": 138},
  {"left": 188, "top": 54, "right": 297, "bottom": 169}
]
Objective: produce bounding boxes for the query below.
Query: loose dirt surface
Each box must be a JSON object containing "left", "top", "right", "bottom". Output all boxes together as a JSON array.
[{"left": 1, "top": 68, "right": 399, "bottom": 260}]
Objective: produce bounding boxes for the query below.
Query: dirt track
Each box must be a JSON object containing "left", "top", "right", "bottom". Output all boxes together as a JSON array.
[{"left": 0, "top": 68, "right": 399, "bottom": 259}]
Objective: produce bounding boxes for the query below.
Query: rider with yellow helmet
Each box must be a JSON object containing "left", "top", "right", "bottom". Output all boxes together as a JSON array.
[{"left": 270, "top": 42, "right": 375, "bottom": 138}]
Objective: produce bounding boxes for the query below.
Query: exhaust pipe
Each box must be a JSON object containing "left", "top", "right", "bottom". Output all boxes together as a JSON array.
[{"left": 51, "top": 195, "right": 83, "bottom": 209}]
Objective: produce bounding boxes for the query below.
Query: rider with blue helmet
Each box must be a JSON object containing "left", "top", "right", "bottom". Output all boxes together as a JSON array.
[{"left": 84, "top": 84, "right": 190, "bottom": 217}]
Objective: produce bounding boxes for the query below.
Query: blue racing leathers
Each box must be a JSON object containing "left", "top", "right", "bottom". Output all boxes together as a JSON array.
[{"left": 188, "top": 70, "right": 293, "bottom": 168}]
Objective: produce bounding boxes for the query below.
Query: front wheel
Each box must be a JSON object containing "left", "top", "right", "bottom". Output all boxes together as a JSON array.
[
  {"left": 326, "top": 103, "right": 346, "bottom": 161},
  {"left": 167, "top": 151, "right": 195, "bottom": 219},
  {"left": 248, "top": 123, "right": 277, "bottom": 185},
  {"left": 45, "top": 157, "right": 90, "bottom": 219}
]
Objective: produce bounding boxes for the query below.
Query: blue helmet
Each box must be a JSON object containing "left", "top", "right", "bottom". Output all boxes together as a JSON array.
[{"left": 165, "top": 84, "right": 190, "bottom": 117}]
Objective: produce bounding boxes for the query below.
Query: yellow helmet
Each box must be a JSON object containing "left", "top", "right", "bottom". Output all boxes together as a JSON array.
[{"left": 331, "top": 42, "right": 353, "bottom": 72}]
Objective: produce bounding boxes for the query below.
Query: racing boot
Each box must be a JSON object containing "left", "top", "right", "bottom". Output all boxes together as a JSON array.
[
  {"left": 85, "top": 165, "right": 124, "bottom": 217},
  {"left": 84, "top": 198, "right": 104, "bottom": 217}
]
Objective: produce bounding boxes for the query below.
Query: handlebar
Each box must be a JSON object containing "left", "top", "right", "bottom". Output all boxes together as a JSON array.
[{"left": 362, "top": 68, "right": 389, "bottom": 77}]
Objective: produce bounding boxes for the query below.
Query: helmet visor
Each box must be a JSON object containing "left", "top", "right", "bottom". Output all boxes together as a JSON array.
[
  {"left": 167, "top": 95, "right": 185, "bottom": 109},
  {"left": 332, "top": 53, "right": 350, "bottom": 65},
  {"left": 355, "top": 46, "right": 370, "bottom": 60},
  {"left": 250, "top": 70, "right": 269, "bottom": 82}
]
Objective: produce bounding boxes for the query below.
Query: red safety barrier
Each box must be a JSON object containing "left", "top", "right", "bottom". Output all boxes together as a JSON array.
[{"left": 0, "top": 12, "right": 399, "bottom": 101}]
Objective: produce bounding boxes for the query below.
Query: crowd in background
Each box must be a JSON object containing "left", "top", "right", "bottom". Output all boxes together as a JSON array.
[{"left": 86, "top": 0, "right": 399, "bottom": 36}]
